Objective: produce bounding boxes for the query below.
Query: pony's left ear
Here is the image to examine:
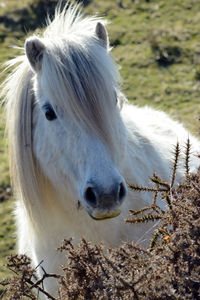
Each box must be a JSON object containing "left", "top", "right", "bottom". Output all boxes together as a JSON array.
[
  {"left": 95, "top": 22, "right": 109, "bottom": 50},
  {"left": 25, "top": 36, "right": 45, "bottom": 72}
]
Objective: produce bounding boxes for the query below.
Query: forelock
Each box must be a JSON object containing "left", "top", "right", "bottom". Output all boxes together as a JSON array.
[{"left": 40, "top": 35, "right": 120, "bottom": 151}]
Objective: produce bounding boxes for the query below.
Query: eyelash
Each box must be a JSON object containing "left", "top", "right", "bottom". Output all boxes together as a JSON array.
[
  {"left": 43, "top": 103, "right": 57, "bottom": 121},
  {"left": 115, "top": 91, "right": 118, "bottom": 104}
]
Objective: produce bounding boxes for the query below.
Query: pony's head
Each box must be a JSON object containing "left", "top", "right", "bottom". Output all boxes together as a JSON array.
[{"left": 6, "top": 3, "right": 127, "bottom": 221}]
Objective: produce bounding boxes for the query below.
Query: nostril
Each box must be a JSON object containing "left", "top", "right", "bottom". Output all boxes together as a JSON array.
[
  {"left": 118, "top": 182, "right": 126, "bottom": 202},
  {"left": 84, "top": 187, "right": 97, "bottom": 207}
]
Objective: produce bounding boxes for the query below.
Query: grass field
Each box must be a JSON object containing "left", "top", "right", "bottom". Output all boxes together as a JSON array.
[{"left": 0, "top": 0, "right": 200, "bottom": 282}]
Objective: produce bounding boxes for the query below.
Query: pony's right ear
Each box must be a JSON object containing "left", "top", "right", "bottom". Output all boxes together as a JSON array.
[{"left": 25, "top": 36, "right": 45, "bottom": 72}]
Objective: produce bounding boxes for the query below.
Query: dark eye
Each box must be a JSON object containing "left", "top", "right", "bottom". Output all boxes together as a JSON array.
[{"left": 43, "top": 103, "right": 57, "bottom": 121}]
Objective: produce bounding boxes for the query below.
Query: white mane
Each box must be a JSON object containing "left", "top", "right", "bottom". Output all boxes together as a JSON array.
[
  {"left": 42, "top": 3, "right": 121, "bottom": 150},
  {"left": 39, "top": 33, "right": 120, "bottom": 149},
  {"left": 45, "top": 3, "right": 103, "bottom": 38}
]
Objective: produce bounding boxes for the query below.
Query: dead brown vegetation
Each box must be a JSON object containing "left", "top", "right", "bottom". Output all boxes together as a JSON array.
[{"left": 1, "top": 142, "right": 200, "bottom": 299}]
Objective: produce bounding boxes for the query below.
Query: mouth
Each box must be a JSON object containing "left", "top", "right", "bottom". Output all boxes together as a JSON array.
[{"left": 89, "top": 208, "right": 121, "bottom": 220}]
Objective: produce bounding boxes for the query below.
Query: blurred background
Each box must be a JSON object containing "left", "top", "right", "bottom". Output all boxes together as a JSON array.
[{"left": 0, "top": 0, "right": 200, "bottom": 281}]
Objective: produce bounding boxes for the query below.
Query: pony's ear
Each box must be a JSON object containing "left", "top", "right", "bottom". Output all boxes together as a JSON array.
[
  {"left": 25, "top": 36, "right": 45, "bottom": 72},
  {"left": 95, "top": 22, "right": 109, "bottom": 50}
]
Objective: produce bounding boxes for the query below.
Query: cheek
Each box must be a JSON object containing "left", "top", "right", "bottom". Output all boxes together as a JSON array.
[
  {"left": 110, "top": 114, "right": 127, "bottom": 168},
  {"left": 32, "top": 112, "right": 88, "bottom": 189}
]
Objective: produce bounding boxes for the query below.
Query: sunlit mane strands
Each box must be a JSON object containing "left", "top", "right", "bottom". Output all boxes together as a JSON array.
[{"left": 44, "top": 2, "right": 103, "bottom": 39}]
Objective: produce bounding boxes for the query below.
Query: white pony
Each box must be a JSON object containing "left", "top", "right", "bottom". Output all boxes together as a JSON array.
[{"left": 2, "top": 2, "right": 200, "bottom": 296}]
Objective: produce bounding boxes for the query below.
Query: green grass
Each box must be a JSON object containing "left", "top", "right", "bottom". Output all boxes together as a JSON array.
[
  {"left": 1, "top": 0, "right": 200, "bottom": 281},
  {"left": 0, "top": 199, "right": 15, "bottom": 280}
]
